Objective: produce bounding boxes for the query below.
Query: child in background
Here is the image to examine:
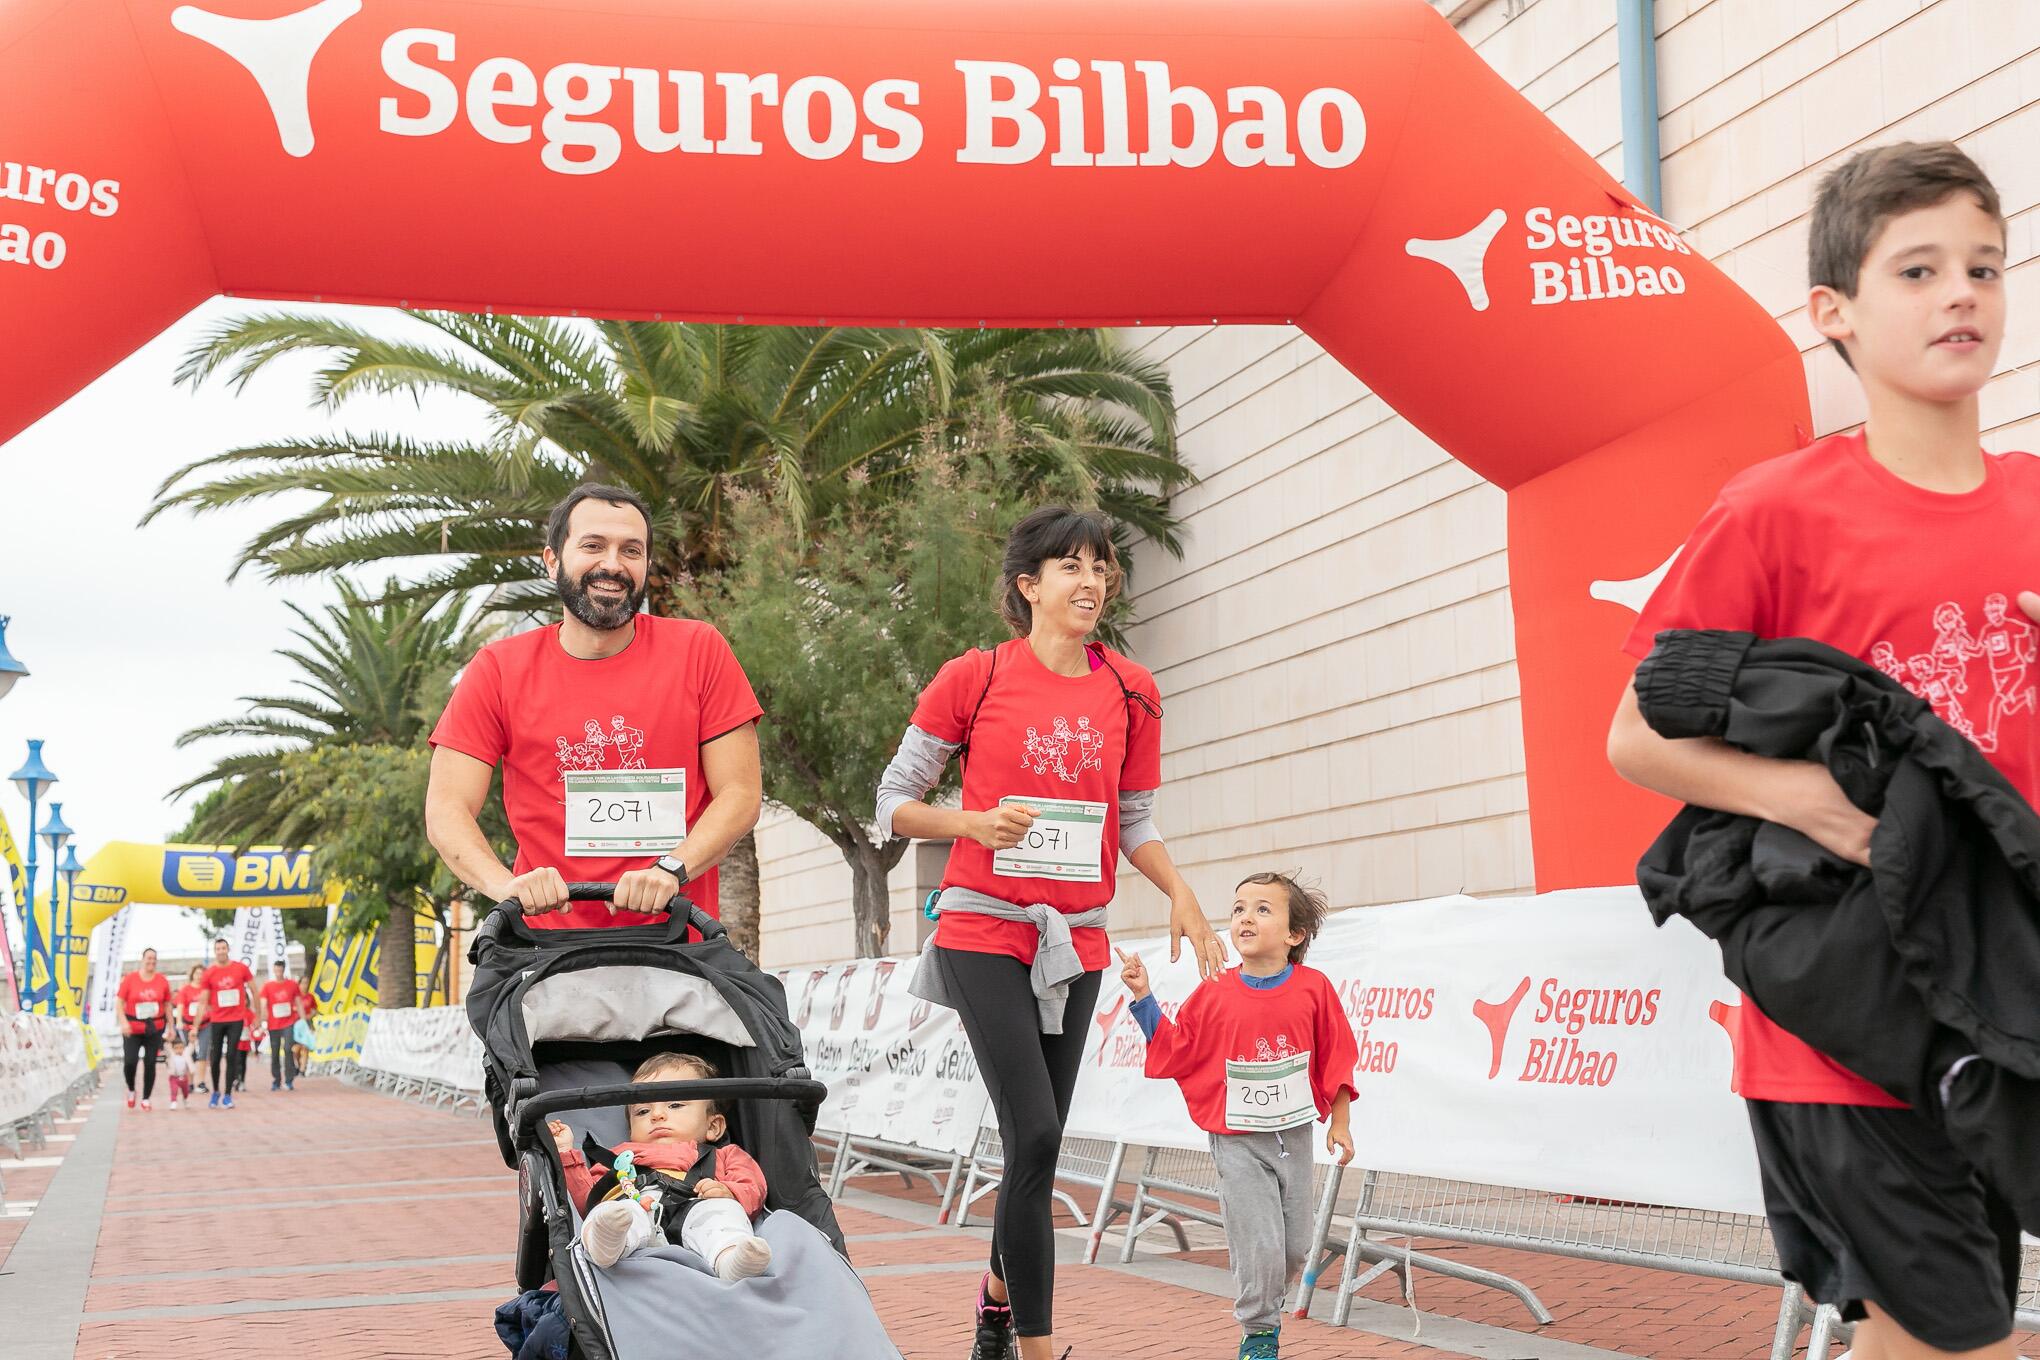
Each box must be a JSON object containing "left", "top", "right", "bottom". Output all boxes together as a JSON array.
[
  {"left": 547, "top": 1052, "right": 773, "bottom": 1282},
  {"left": 165, "top": 1038, "right": 194, "bottom": 1109},
  {"left": 1121, "top": 872, "right": 1357, "bottom": 1360}
]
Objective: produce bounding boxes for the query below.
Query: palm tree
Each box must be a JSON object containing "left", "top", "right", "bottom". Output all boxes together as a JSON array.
[
  {"left": 174, "top": 581, "right": 485, "bottom": 1004},
  {"left": 149, "top": 314, "right": 1192, "bottom": 956}
]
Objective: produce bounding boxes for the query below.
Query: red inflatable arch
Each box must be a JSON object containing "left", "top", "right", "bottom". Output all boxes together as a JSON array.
[{"left": 0, "top": 0, "right": 1809, "bottom": 890}]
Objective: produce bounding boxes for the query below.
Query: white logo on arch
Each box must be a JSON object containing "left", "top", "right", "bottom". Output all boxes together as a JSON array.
[
  {"left": 1406, "top": 207, "right": 1507, "bottom": 312},
  {"left": 170, "top": 0, "right": 361, "bottom": 157}
]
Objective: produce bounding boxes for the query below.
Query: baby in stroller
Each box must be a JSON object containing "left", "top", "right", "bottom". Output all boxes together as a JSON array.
[{"left": 549, "top": 1052, "right": 773, "bottom": 1281}]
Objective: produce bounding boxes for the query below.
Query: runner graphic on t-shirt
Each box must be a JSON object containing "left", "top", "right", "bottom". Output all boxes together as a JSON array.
[
  {"left": 1019, "top": 725, "right": 1054, "bottom": 776},
  {"left": 1907, "top": 653, "right": 1981, "bottom": 744},
  {"left": 1870, "top": 641, "right": 1906, "bottom": 683},
  {"left": 608, "top": 715, "right": 647, "bottom": 769},
  {"left": 1930, "top": 601, "right": 1984, "bottom": 695},
  {"left": 1978, "top": 592, "right": 2038, "bottom": 752}
]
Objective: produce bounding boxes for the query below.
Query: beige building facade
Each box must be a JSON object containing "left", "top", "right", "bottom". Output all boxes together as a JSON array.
[{"left": 758, "top": 0, "right": 2040, "bottom": 968}]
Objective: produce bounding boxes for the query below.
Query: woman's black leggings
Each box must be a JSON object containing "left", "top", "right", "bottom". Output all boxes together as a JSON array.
[
  {"left": 206, "top": 1021, "right": 244, "bottom": 1092},
  {"left": 122, "top": 1028, "right": 164, "bottom": 1099},
  {"left": 935, "top": 946, "right": 1102, "bottom": 1338}
]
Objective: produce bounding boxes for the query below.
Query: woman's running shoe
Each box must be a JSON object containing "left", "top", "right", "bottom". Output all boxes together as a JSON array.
[{"left": 969, "top": 1273, "right": 1017, "bottom": 1360}]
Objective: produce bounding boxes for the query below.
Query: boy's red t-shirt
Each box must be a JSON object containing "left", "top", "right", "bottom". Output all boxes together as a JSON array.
[
  {"left": 911, "top": 639, "right": 1162, "bottom": 971},
  {"left": 115, "top": 972, "right": 172, "bottom": 1036},
  {"left": 259, "top": 979, "right": 303, "bottom": 1031},
  {"left": 1143, "top": 966, "right": 1360, "bottom": 1135},
  {"left": 430, "top": 616, "right": 764, "bottom": 930},
  {"left": 200, "top": 961, "right": 256, "bottom": 1026},
  {"left": 1628, "top": 430, "right": 2040, "bottom": 1106}
]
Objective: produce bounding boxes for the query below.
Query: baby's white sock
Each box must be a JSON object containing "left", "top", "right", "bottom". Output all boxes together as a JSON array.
[
  {"left": 713, "top": 1235, "right": 772, "bottom": 1282},
  {"left": 583, "top": 1199, "right": 645, "bottom": 1268}
]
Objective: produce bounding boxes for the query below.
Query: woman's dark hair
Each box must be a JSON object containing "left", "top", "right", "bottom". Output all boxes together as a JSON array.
[{"left": 998, "top": 506, "right": 1122, "bottom": 635}]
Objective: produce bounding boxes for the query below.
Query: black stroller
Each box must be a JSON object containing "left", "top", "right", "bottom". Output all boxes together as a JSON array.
[{"left": 468, "top": 885, "right": 900, "bottom": 1360}]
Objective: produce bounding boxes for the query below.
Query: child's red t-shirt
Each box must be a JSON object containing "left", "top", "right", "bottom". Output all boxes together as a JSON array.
[
  {"left": 1628, "top": 430, "right": 2040, "bottom": 1106},
  {"left": 1143, "top": 965, "right": 1359, "bottom": 1135},
  {"left": 911, "top": 639, "right": 1162, "bottom": 970},
  {"left": 430, "top": 616, "right": 764, "bottom": 930}
]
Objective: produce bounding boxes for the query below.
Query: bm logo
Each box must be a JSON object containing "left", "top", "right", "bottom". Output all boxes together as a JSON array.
[{"left": 162, "top": 850, "right": 316, "bottom": 898}]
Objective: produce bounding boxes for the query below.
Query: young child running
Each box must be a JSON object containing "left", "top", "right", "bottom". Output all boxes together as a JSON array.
[
  {"left": 1120, "top": 872, "right": 1356, "bottom": 1360},
  {"left": 546, "top": 1053, "right": 772, "bottom": 1282},
  {"left": 164, "top": 1038, "right": 194, "bottom": 1110},
  {"left": 1609, "top": 141, "right": 2034, "bottom": 1357}
]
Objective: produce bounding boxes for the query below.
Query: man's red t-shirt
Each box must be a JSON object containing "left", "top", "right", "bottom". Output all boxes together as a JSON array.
[
  {"left": 173, "top": 983, "right": 205, "bottom": 1029},
  {"left": 1628, "top": 430, "right": 2040, "bottom": 1106},
  {"left": 911, "top": 639, "right": 1161, "bottom": 970},
  {"left": 430, "top": 616, "right": 764, "bottom": 930},
  {"left": 200, "top": 960, "right": 256, "bottom": 1026},
  {"left": 259, "top": 979, "right": 303, "bottom": 1032},
  {"left": 1143, "top": 966, "right": 1360, "bottom": 1135},
  {"left": 116, "top": 972, "right": 173, "bottom": 1036}
]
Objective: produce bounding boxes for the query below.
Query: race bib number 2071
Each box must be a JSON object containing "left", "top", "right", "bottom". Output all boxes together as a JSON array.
[{"left": 564, "top": 768, "right": 687, "bottom": 856}]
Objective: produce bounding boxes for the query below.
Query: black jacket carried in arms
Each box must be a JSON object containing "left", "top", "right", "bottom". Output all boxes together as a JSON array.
[{"left": 1632, "top": 628, "right": 2040, "bottom": 1232}]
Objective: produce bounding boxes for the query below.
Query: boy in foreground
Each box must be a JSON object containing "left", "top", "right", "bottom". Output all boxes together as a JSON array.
[
  {"left": 1609, "top": 141, "right": 2036, "bottom": 1357},
  {"left": 1121, "top": 872, "right": 1356, "bottom": 1360}
]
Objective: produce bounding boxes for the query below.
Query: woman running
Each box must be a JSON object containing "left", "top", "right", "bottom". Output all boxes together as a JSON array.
[
  {"left": 116, "top": 947, "right": 173, "bottom": 1110},
  {"left": 877, "top": 506, "right": 1227, "bottom": 1360}
]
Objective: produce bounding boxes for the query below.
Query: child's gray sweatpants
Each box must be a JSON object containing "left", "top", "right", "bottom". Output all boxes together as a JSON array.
[{"left": 1209, "top": 1126, "right": 1316, "bottom": 1333}]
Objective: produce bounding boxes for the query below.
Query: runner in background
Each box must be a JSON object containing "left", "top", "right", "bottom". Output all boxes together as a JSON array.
[
  {"left": 175, "top": 963, "right": 209, "bottom": 1092},
  {"left": 292, "top": 979, "right": 318, "bottom": 1076},
  {"left": 258, "top": 960, "right": 303, "bottom": 1091},
  {"left": 196, "top": 936, "right": 254, "bottom": 1108},
  {"left": 115, "top": 947, "right": 172, "bottom": 1111}
]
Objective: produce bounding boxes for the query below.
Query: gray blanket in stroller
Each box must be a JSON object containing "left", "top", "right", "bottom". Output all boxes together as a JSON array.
[{"left": 588, "top": 1209, "right": 901, "bottom": 1359}]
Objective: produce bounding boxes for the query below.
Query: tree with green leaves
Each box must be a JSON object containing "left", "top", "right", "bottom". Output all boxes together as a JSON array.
[
  {"left": 678, "top": 444, "right": 1156, "bottom": 957},
  {"left": 149, "top": 315, "right": 1190, "bottom": 950},
  {"left": 171, "top": 582, "right": 498, "bottom": 1003}
]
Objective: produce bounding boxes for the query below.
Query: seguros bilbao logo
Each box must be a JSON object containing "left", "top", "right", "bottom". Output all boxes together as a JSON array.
[{"left": 1473, "top": 975, "right": 1661, "bottom": 1088}]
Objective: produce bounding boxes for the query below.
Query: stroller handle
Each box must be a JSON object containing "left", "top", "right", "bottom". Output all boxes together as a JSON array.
[
  {"left": 488, "top": 881, "right": 727, "bottom": 942},
  {"left": 514, "top": 1076, "right": 830, "bottom": 1141}
]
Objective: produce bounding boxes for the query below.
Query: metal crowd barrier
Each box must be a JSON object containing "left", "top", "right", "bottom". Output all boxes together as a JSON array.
[
  {"left": 952, "top": 1127, "right": 1153, "bottom": 1266},
  {"left": 824, "top": 1130, "right": 970, "bottom": 1223},
  {"left": 328, "top": 1057, "right": 486, "bottom": 1117},
  {"left": 0, "top": 1067, "right": 100, "bottom": 1200}
]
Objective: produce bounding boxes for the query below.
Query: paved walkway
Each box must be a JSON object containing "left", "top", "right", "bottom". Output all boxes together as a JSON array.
[{"left": 4, "top": 1070, "right": 2032, "bottom": 1358}]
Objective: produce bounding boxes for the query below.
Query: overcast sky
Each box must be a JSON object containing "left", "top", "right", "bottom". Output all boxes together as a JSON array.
[{"left": 1, "top": 299, "right": 485, "bottom": 971}]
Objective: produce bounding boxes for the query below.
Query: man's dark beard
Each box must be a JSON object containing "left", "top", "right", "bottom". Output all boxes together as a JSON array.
[{"left": 556, "top": 564, "right": 646, "bottom": 631}]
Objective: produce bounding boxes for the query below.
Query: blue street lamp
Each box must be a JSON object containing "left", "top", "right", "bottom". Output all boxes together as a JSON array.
[
  {"left": 57, "top": 844, "right": 82, "bottom": 1015},
  {"left": 0, "top": 616, "right": 25, "bottom": 702},
  {"left": 38, "top": 803, "right": 73, "bottom": 1017},
  {"left": 8, "top": 740, "right": 57, "bottom": 1010}
]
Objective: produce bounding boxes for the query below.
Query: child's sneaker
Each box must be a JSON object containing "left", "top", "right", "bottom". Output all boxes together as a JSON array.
[
  {"left": 970, "top": 1272, "right": 1017, "bottom": 1360},
  {"left": 1237, "top": 1330, "right": 1279, "bottom": 1360},
  {"left": 582, "top": 1200, "right": 640, "bottom": 1268},
  {"left": 713, "top": 1235, "right": 772, "bottom": 1281},
  {"left": 169, "top": 1098, "right": 180, "bottom": 1110}
]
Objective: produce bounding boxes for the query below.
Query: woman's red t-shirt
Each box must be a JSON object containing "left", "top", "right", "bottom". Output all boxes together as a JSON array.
[
  {"left": 912, "top": 639, "right": 1161, "bottom": 970},
  {"left": 116, "top": 972, "right": 173, "bottom": 1036},
  {"left": 174, "top": 983, "right": 205, "bottom": 1028}
]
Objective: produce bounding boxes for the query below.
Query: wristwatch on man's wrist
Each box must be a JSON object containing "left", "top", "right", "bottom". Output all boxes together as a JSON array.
[{"left": 655, "top": 854, "right": 691, "bottom": 885}]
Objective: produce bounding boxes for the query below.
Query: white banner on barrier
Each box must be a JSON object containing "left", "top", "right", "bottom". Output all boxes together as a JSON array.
[
  {"left": 0, "top": 1013, "right": 90, "bottom": 1126},
  {"left": 776, "top": 957, "right": 991, "bottom": 1156},
  {"left": 358, "top": 1006, "right": 486, "bottom": 1091},
  {"left": 785, "top": 887, "right": 1766, "bottom": 1216}
]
